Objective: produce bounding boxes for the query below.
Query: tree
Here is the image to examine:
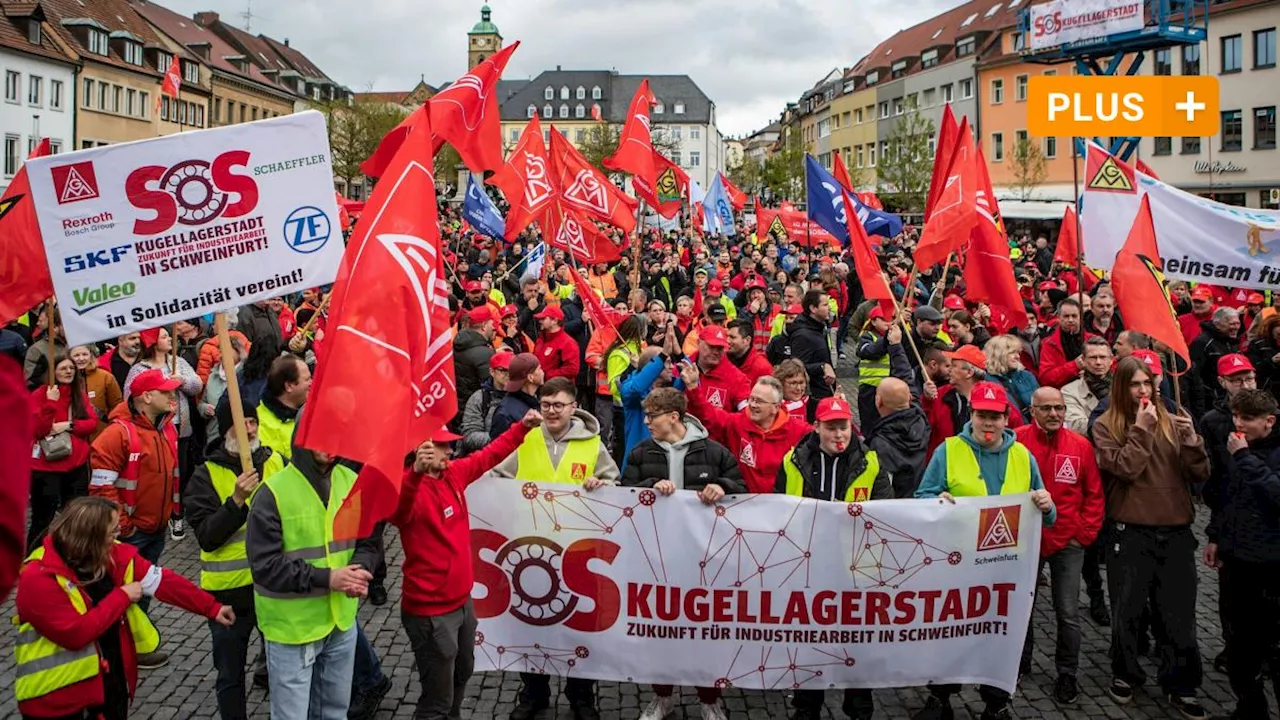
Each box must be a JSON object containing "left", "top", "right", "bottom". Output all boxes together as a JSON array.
[
  {"left": 315, "top": 97, "right": 408, "bottom": 196},
  {"left": 761, "top": 130, "right": 807, "bottom": 202},
  {"left": 727, "top": 154, "right": 764, "bottom": 196},
  {"left": 875, "top": 98, "right": 936, "bottom": 213},
  {"left": 576, "top": 123, "right": 620, "bottom": 171},
  {"left": 1010, "top": 136, "right": 1048, "bottom": 201}
]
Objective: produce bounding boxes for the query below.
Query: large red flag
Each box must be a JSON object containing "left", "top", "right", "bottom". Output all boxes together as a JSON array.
[
  {"left": 429, "top": 42, "right": 519, "bottom": 174},
  {"left": 569, "top": 265, "right": 612, "bottom": 327},
  {"left": 604, "top": 79, "right": 656, "bottom": 189},
  {"left": 721, "top": 174, "right": 747, "bottom": 211},
  {"left": 1111, "top": 194, "right": 1190, "bottom": 365},
  {"left": 965, "top": 146, "right": 1029, "bottom": 328},
  {"left": 0, "top": 138, "right": 53, "bottom": 325},
  {"left": 832, "top": 151, "right": 855, "bottom": 193},
  {"left": 543, "top": 199, "right": 624, "bottom": 263},
  {"left": 548, "top": 129, "right": 638, "bottom": 233},
  {"left": 756, "top": 206, "right": 840, "bottom": 247},
  {"left": 360, "top": 104, "right": 424, "bottom": 180},
  {"left": 296, "top": 108, "right": 457, "bottom": 539},
  {"left": 924, "top": 104, "right": 959, "bottom": 221},
  {"left": 914, "top": 116, "right": 977, "bottom": 269},
  {"left": 488, "top": 116, "right": 555, "bottom": 240},
  {"left": 634, "top": 151, "right": 687, "bottom": 219},
  {"left": 857, "top": 191, "right": 883, "bottom": 210},
  {"left": 841, "top": 189, "right": 894, "bottom": 312},
  {"left": 1054, "top": 205, "right": 1079, "bottom": 266}
]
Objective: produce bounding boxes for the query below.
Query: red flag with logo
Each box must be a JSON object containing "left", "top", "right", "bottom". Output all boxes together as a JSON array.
[
  {"left": 543, "top": 199, "right": 623, "bottom": 264},
  {"left": 842, "top": 189, "right": 894, "bottom": 313},
  {"left": 857, "top": 191, "right": 883, "bottom": 210},
  {"left": 488, "top": 116, "right": 555, "bottom": 240},
  {"left": 1111, "top": 194, "right": 1190, "bottom": 365},
  {"left": 360, "top": 104, "right": 424, "bottom": 180},
  {"left": 429, "top": 42, "right": 519, "bottom": 174},
  {"left": 914, "top": 116, "right": 977, "bottom": 270},
  {"left": 0, "top": 138, "right": 52, "bottom": 326},
  {"left": 633, "top": 150, "right": 686, "bottom": 219},
  {"left": 964, "top": 146, "right": 1029, "bottom": 328},
  {"left": 1054, "top": 205, "right": 1079, "bottom": 266},
  {"left": 161, "top": 54, "right": 181, "bottom": 98},
  {"left": 832, "top": 152, "right": 855, "bottom": 193},
  {"left": 296, "top": 109, "right": 457, "bottom": 540},
  {"left": 548, "top": 129, "right": 638, "bottom": 233},
  {"left": 925, "top": 104, "right": 959, "bottom": 221},
  {"left": 720, "top": 174, "right": 747, "bottom": 211},
  {"left": 604, "top": 79, "right": 656, "bottom": 190}
]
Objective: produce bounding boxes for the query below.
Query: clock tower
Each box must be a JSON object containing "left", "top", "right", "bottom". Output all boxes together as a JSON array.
[{"left": 468, "top": 5, "right": 502, "bottom": 68}]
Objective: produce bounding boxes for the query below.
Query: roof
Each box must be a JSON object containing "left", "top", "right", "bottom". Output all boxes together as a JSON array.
[
  {"left": 469, "top": 5, "right": 499, "bottom": 35},
  {"left": 851, "top": 0, "right": 1023, "bottom": 82},
  {"left": 38, "top": 0, "right": 166, "bottom": 75},
  {"left": 260, "top": 35, "right": 329, "bottom": 81},
  {"left": 356, "top": 90, "right": 412, "bottom": 104},
  {"left": 199, "top": 13, "right": 292, "bottom": 77},
  {"left": 496, "top": 70, "right": 712, "bottom": 124},
  {"left": 129, "top": 0, "right": 282, "bottom": 93},
  {"left": 0, "top": 0, "right": 77, "bottom": 65}
]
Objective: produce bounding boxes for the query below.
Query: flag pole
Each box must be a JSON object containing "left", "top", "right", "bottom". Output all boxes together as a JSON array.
[
  {"left": 215, "top": 313, "right": 253, "bottom": 474},
  {"left": 1072, "top": 140, "right": 1085, "bottom": 308},
  {"left": 631, "top": 198, "right": 645, "bottom": 291},
  {"left": 885, "top": 276, "right": 929, "bottom": 377},
  {"left": 44, "top": 300, "right": 56, "bottom": 388}
]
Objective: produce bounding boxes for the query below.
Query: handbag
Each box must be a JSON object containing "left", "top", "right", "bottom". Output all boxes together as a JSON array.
[{"left": 38, "top": 407, "right": 73, "bottom": 461}]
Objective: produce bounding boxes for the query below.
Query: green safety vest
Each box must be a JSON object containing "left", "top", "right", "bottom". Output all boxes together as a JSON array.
[
  {"left": 515, "top": 427, "right": 600, "bottom": 484},
  {"left": 943, "top": 436, "right": 1032, "bottom": 497},
  {"left": 857, "top": 332, "right": 890, "bottom": 387},
  {"left": 255, "top": 402, "right": 296, "bottom": 463},
  {"left": 770, "top": 313, "right": 787, "bottom": 338},
  {"left": 253, "top": 464, "right": 358, "bottom": 645},
  {"left": 14, "top": 547, "right": 159, "bottom": 703},
  {"left": 780, "top": 449, "right": 881, "bottom": 502},
  {"left": 199, "top": 452, "right": 286, "bottom": 591}
]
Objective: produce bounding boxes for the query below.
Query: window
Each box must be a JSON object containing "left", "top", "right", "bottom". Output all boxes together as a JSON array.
[
  {"left": 123, "top": 42, "right": 143, "bottom": 66},
  {"left": 1015, "top": 75, "right": 1028, "bottom": 101},
  {"left": 880, "top": 140, "right": 889, "bottom": 161},
  {"left": 1012, "top": 31, "right": 1026, "bottom": 52},
  {"left": 214, "top": 98, "right": 222, "bottom": 124},
  {"left": 1182, "top": 136, "right": 1201, "bottom": 154},
  {"left": 992, "top": 132, "right": 1004, "bottom": 161},
  {"left": 892, "top": 60, "right": 908, "bottom": 79},
  {"left": 855, "top": 108, "right": 863, "bottom": 123},
  {"left": 87, "top": 29, "right": 108, "bottom": 56},
  {"left": 27, "top": 18, "right": 40, "bottom": 45},
  {"left": 239, "top": 104, "right": 245, "bottom": 123},
  {"left": 26, "top": 77, "right": 40, "bottom": 107},
  {"left": 542, "top": 104, "right": 552, "bottom": 119},
  {"left": 868, "top": 143, "right": 876, "bottom": 167},
  {"left": 962, "top": 13, "right": 978, "bottom": 27},
  {"left": 671, "top": 151, "right": 681, "bottom": 166},
  {"left": 226, "top": 101, "right": 235, "bottom": 124},
  {"left": 690, "top": 151, "right": 701, "bottom": 167},
  {"left": 894, "top": 99, "right": 903, "bottom": 115},
  {"left": 574, "top": 104, "right": 584, "bottom": 118},
  {"left": 160, "top": 96, "right": 169, "bottom": 121},
  {"left": 674, "top": 102, "right": 685, "bottom": 114},
  {"left": 126, "top": 88, "right": 135, "bottom": 116},
  {"left": 544, "top": 86, "right": 553, "bottom": 100},
  {"left": 114, "top": 86, "right": 122, "bottom": 114},
  {"left": 81, "top": 78, "right": 92, "bottom": 107},
  {"left": 922, "top": 49, "right": 938, "bottom": 68},
  {"left": 957, "top": 37, "right": 976, "bottom": 57},
  {"left": 879, "top": 101, "right": 889, "bottom": 119},
  {"left": 4, "top": 135, "right": 17, "bottom": 177},
  {"left": 959, "top": 78, "right": 973, "bottom": 99},
  {"left": 1154, "top": 137, "right": 1172, "bottom": 155},
  {"left": 592, "top": 86, "right": 601, "bottom": 100},
  {"left": 1015, "top": 129, "right": 1028, "bottom": 147},
  {"left": 654, "top": 101, "right": 664, "bottom": 114},
  {"left": 1255, "top": 106, "right": 1276, "bottom": 149},
  {"left": 1222, "top": 109, "right": 1243, "bottom": 151},
  {"left": 49, "top": 79, "right": 62, "bottom": 110},
  {"left": 251, "top": 107, "right": 258, "bottom": 121},
  {"left": 183, "top": 61, "right": 199, "bottom": 84},
  {"left": 97, "top": 83, "right": 106, "bottom": 110},
  {"left": 4, "top": 71, "right": 17, "bottom": 102},
  {"left": 671, "top": 126, "right": 682, "bottom": 140},
  {"left": 543, "top": 129, "right": 550, "bottom": 144},
  {"left": 986, "top": 3, "right": 1003, "bottom": 17},
  {"left": 1154, "top": 48, "right": 1171, "bottom": 75},
  {"left": 156, "top": 52, "right": 172, "bottom": 73},
  {"left": 1183, "top": 44, "right": 1201, "bottom": 75},
  {"left": 991, "top": 78, "right": 1004, "bottom": 104},
  {"left": 527, "top": 104, "right": 536, "bottom": 118},
  {"left": 1044, "top": 69, "right": 1057, "bottom": 76},
  {"left": 1044, "top": 136, "right": 1057, "bottom": 158},
  {"left": 49, "top": 140, "right": 61, "bottom": 154},
  {"left": 576, "top": 86, "right": 585, "bottom": 100},
  {"left": 1256, "top": 29, "right": 1276, "bottom": 69},
  {"left": 179, "top": 102, "right": 187, "bottom": 124},
  {"left": 558, "top": 104, "right": 568, "bottom": 119},
  {"left": 928, "top": 134, "right": 936, "bottom": 157},
  {"left": 1222, "top": 35, "right": 1243, "bottom": 73},
  {"left": 560, "top": 86, "right": 569, "bottom": 100},
  {"left": 866, "top": 70, "right": 879, "bottom": 86},
  {"left": 923, "top": 88, "right": 936, "bottom": 107},
  {"left": 574, "top": 128, "right": 585, "bottom": 142},
  {"left": 941, "top": 83, "right": 953, "bottom": 102},
  {"left": 855, "top": 145, "right": 864, "bottom": 168},
  {"left": 690, "top": 127, "right": 700, "bottom": 139}
]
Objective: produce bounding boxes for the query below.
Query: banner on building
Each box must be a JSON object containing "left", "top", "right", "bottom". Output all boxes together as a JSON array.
[
  {"left": 1028, "top": 0, "right": 1144, "bottom": 50},
  {"left": 467, "top": 478, "right": 1041, "bottom": 692},
  {"left": 1080, "top": 143, "right": 1280, "bottom": 288},
  {"left": 26, "top": 111, "right": 342, "bottom": 345}
]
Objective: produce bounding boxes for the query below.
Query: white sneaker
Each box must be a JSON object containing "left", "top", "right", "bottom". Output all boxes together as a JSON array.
[
  {"left": 700, "top": 702, "right": 728, "bottom": 720},
  {"left": 639, "top": 695, "right": 677, "bottom": 720},
  {"left": 168, "top": 517, "right": 186, "bottom": 541}
]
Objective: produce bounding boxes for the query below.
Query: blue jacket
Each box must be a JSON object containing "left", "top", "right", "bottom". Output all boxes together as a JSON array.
[
  {"left": 990, "top": 369, "right": 1039, "bottom": 413},
  {"left": 619, "top": 354, "right": 667, "bottom": 467},
  {"left": 915, "top": 423, "right": 1056, "bottom": 526}
]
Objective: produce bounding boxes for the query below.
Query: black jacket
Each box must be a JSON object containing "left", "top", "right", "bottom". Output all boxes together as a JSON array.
[
  {"left": 1215, "top": 423, "right": 1280, "bottom": 564},
  {"left": 1200, "top": 394, "right": 1234, "bottom": 515},
  {"left": 773, "top": 431, "right": 893, "bottom": 501},
  {"left": 490, "top": 390, "right": 539, "bottom": 440},
  {"left": 766, "top": 329, "right": 793, "bottom": 366},
  {"left": 621, "top": 431, "right": 746, "bottom": 494},
  {"left": 1247, "top": 335, "right": 1280, "bottom": 395},
  {"left": 453, "top": 328, "right": 495, "bottom": 409},
  {"left": 1190, "top": 320, "right": 1241, "bottom": 406},
  {"left": 865, "top": 405, "right": 930, "bottom": 498},
  {"left": 237, "top": 304, "right": 282, "bottom": 350},
  {"left": 789, "top": 314, "right": 833, "bottom": 399}
]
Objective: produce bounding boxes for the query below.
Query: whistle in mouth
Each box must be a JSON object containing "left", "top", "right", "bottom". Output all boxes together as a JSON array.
[{"left": 983, "top": 431, "right": 994, "bottom": 442}]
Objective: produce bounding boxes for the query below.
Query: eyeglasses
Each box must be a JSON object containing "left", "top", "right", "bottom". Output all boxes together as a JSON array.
[
  {"left": 539, "top": 401, "right": 574, "bottom": 413},
  {"left": 747, "top": 396, "right": 779, "bottom": 407},
  {"left": 1223, "top": 374, "right": 1257, "bottom": 386},
  {"left": 643, "top": 411, "right": 672, "bottom": 423},
  {"left": 1033, "top": 404, "right": 1067, "bottom": 413}
]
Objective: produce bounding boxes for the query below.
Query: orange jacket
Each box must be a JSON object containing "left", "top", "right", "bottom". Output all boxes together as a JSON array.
[
  {"left": 196, "top": 332, "right": 250, "bottom": 384},
  {"left": 586, "top": 325, "right": 620, "bottom": 397},
  {"left": 90, "top": 403, "right": 178, "bottom": 535}
]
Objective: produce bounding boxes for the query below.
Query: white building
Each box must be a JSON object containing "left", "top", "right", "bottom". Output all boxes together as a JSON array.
[{"left": 0, "top": 4, "right": 75, "bottom": 194}]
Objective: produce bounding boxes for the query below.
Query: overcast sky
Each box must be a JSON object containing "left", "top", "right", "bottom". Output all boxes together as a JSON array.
[{"left": 160, "top": 0, "right": 959, "bottom": 137}]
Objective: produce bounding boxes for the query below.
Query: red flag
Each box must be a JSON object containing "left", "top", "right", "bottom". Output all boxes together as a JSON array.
[
  {"left": 360, "top": 104, "right": 425, "bottom": 179},
  {"left": 0, "top": 138, "right": 53, "bottom": 326},
  {"left": 857, "top": 191, "right": 883, "bottom": 210},
  {"left": 543, "top": 199, "right": 623, "bottom": 264},
  {"left": 335, "top": 191, "right": 352, "bottom": 233},
  {"left": 569, "top": 265, "right": 611, "bottom": 327},
  {"left": 428, "top": 42, "right": 518, "bottom": 175},
  {"left": 488, "top": 116, "right": 555, "bottom": 240},
  {"left": 161, "top": 54, "right": 181, "bottom": 98},
  {"left": 590, "top": 103, "right": 603, "bottom": 122},
  {"left": 1054, "top": 205, "right": 1079, "bottom": 266},
  {"left": 1135, "top": 158, "right": 1160, "bottom": 180},
  {"left": 633, "top": 150, "right": 686, "bottom": 219},
  {"left": 914, "top": 117, "right": 977, "bottom": 270},
  {"left": 832, "top": 152, "right": 854, "bottom": 193},
  {"left": 756, "top": 206, "right": 840, "bottom": 247},
  {"left": 1112, "top": 194, "right": 1189, "bottom": 364},
  {"left": 548, "top": 128, "right": 638, "bottom": 233},
  {"left": 841, "top": 189, "right": 893, "bottom": 312},
  {"left": 721, "top": 174, "right": 747, "bottom": 211},
  {"left": 964, "top": 146, "right": 1029, "bottom": 328},
  {"left": 780, "top": 200, "right": 797, "bottom": 212},
  {"left": 925, "top": 104, "right": 959, "bottom": 221},
  {"left": 604, "top": 79, "right": 656, "bottom": 189},
  {"left": 296, "top": 108, "right": 457, "bottom": 539}
]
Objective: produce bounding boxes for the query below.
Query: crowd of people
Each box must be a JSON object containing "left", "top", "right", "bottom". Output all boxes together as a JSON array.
[{"left": 3, "top": 193, "right": 1278, "bottom": 720}]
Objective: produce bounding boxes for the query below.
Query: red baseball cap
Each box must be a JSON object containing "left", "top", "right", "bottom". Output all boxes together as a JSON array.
[
  {"left": 1191, "top": 286, "right": 1214, "bottom": 301},
  {"left": 944, "top": 345, "right": 987, "bottom": 371},
  {"left": 785, "top": 303, "right": 803, "bottom": 315},
  {"left": 943, "top": 295, "right": 966, "bottom": 310},
  {"left": 1247, "top": 293, "right": 1266, "bottom": 305},
  {"left": 1132, "top": 349, "right": 1163, "bottom": 375},
  {"left": 1038, "top": 281, "right": 1058, "bottom": 291},
  {"left": 491, "top": 352, "right": 513, "bottom": 370},
  {"left": 747, "top": 276, "right": 767, "bottom": 290},
  {"left": 969, "top": 381, "right": 1010, "bottom": 413},
  {"left": 468, "top": 306, "right": 496, "bottom": 325},
  {"left": 700, "top": 325, "right": 729, "bottom": 348},
  {"left": 464, "top": 280, "right": 483, "bottom": 293},
  {"left": 129, "top": 368, "right": 181, "bottom": 397},
  {"left": 815, "top": 396, "right": 853, "bottom": 422},
  {"left": 139, "top": 327, "right": 162, "bottom": 347},
  {"left": 500, "top": 304, "right": 518, "bottom": 319},
  {"left": 1218, "top": 353, "right": 1255, "bottom": 376},
  {"left": 708, "top": 279, "right": 724, "bottom": 293},
  {"left": 534, "top": 305, "right": 564, "bottom": 322},
  {"left": 868, "top": 305, "right": 889, "bottom": 321},
  {"left": 431, "top": 427, "right": 463, "bottom": 444}
]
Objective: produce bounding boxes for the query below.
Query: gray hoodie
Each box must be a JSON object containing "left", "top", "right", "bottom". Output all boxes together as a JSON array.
[
  {"left": 656, "top": 415, "right": 709, "bottom": 489},
  {"left": 492, "top": 408, "right": 620, "bottom": 482}
]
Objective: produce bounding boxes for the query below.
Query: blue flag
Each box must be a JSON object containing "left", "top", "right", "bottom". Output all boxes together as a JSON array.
[
  {"left": 463, "top": 175, "right": 506, "bottom": 240},
  {"left": 703, "top": 173, "right": 736, "bottom": 236},
  {"left": 804, "top": 155, "right": 903, "bottom": 242}
]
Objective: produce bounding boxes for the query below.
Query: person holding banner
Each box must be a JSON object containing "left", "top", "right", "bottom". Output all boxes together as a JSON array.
[{"left": 775, "top": 395, "right": 891, "bottom": 720}]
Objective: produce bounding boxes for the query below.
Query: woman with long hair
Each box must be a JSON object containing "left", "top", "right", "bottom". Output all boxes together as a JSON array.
[
  {"left": 1093, "top": 355, "right": 1210, "bottom": 716},
  {"left": 14, "top": 496, "right": 233, "bottom": 720},
  {"left": 983, "top": 335, "right": 1039, "bottom": 414},
  {"left": 1247, "top": 310, "right": 1280, "bottom": 395},
  {"left": 27, "top": 354, "right": 98, "bottom": 552},
  {"left": 68, "top": 344, "right": 122, "bottom": 437}
]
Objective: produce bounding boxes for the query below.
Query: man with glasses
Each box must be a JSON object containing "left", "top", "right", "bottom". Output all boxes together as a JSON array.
[
  {"left": 1015, "top": 387, "right": 1104, "bottom": 705},
  {"left": 492, "top": 376, "right": 619, "bottom": 720},
  {"left": 1063, "top": 338, "right": 1114, "bottom": 436},
  {"left": 1191, "top": 306, "right": 1243, "bottom": 408}
]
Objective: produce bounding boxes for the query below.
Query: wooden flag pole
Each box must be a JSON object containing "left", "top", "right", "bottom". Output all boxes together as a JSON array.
[
  {"left": 631, "top": 199, "right": 646, "bottom": 291},
  {"left": 44, "top": 301, "right": 56, "bottom": 388},
  {"left": 887, "top": 281, "right": 930, "bottom": 378},
  {"left": 215, "top": 313, "right": 253, "bottom": 474},
  {"left": 169, "top": 323, "right": 179, "bottom": 374},
  {"left": 297, "top": 293, "right": 331, "bottom": 338}
]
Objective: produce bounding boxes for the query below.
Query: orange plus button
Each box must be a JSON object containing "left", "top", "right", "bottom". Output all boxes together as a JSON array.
[{"left": 1027, "top": 76, "right": 1220, "bottom": 138}]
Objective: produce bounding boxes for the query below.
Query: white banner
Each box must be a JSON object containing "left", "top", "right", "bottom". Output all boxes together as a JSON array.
[
  {"left": 1080, "top": 144, "right": 1280, "bottom": 287},
  {"left": 1029, "top": 0, "right": 1145, "bottom": 50},
  {"left": 26, "top": 111, "right": 343, "bottom": 345},
  {"left": 466, "top": 479, "right": 1041, "bottom": 692}
]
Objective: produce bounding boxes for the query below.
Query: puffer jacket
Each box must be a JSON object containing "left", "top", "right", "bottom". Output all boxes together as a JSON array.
[
  {"left": 453, "top": 328, "right": 495, "bottom": 410},
  {"left": 90, "top": 402, "right": 177, "bottom": 535},
  {"left": 1215, "top": 425, "right": 1280, "bottom": 564},
  {"left": 773, "top": 431, "right": 893, "bottom": 501},
  {"left": 1190, "top": 320, "right": 1242, "bottom": 406},
  {"left": 865, "top": 405, "right": 930, "bottom": 498},
  {"left": 621, "top": 416, "right": 744, "bottom": 494}
]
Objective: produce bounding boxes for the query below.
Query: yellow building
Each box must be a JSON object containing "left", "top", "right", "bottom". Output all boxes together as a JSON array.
[{"left": 828, "top": 70, "right": 879, "bottom": 189}]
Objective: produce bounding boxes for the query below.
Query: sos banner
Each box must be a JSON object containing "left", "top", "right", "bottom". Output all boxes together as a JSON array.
[
  {"left": 467, "top": 479, "right": 1041, "bottom": 693},
  {"left": 1028, "top": 0, "right": 1144, "bottom": 51},
  {"left": 25, "top": 111, "right": 342, "bottom": 345}
]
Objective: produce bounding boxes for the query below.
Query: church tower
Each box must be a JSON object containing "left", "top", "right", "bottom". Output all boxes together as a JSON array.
[{"left": 468, "top": 5, "right": 502, "bottom": 68}]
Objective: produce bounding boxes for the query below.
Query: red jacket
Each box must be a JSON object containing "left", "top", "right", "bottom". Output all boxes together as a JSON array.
[
  {"left": 689, "top": 384, "right": 811, "bottom": 494},
  {"left": 0, "top": 356, "right": 31, "bottom": 602},
  {"left": 392, "top": 423, "right": 530, "bottom": 617},
  {"left": 730, "top": 349, "right": 774, "bottom": 384},
  {"left": 15, "top": 537, "right": 219, "bottom": 717},
  {"left": 534, "top": 329, "right": 581, "bottom": 382},
  {"left": 1178, "top": 308, "right": 1216, "bottom": 346},
  {"left": 1015, "top": 423, "right": 1106, "bottom": 556},
  {"left": 923, "top": 385, "right": 1026, "bottom": 458},
  {"left": 30, "top": 385, "right": 98, "bottom": 472},
  {"left": 690, "top": 353, "right": 751, "bottom": 411},
  {"left": 1037, "top": 328, "right": 1098, "bottom": 389}
]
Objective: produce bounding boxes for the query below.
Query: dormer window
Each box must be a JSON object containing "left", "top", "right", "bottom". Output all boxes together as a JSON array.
[
  {"left": 156, "top": 52, "right": 172, "bottom": 73},
  {"left": 576, "top": 86, "right": 585, "bottom": 99},
  {"left": 87, "top": 29, "right": 108, "bottom": 56},
  {"left": 28, "top": 19, "right": 40, "bottom": 45},
  {"left": 956, "top": 36, "right": 976, "bottom": 57},
  {"left": 866, "top": 70, "right": 879, "bottom": 86},
  {"left": 922, "top": 49, "right": 939, "bottom": 68},
  {"left": 575, "top": 103, "right": 584, "bottom": 118},
  {"left": 527, "top": 104, "right": 537, "bottom": 118},
  {"left": 543, "top": 104, "right": 552, "bottom": 118},
  {"left": 891, "top": 59, "right": 908, "bottom": 78},
  {"left": 674, "top": 102, "right": 685, "bottom": 114},
  {"left": 559, "top": 104, "right": 568, "bottom": 118},
  {"left": 182, "top": 61, "right": 199, "bottom": 84},
  {"left": 544, "top": 86, "right": 554, "bottom": 100},
  {"left": 122, "top": 41, "right": 143, "bottom": 66},
  {"left": 591, "top": 86, "right": 601, "bottom": 100},
  {"left": 653, "top": 101, "right": 664, "bottom": 114},
  {"left": 560, "top": 86, "right": 569, "bottom": 100}
]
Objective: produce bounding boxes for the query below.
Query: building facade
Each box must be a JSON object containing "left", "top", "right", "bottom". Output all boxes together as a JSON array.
[{"left": 0, "top": 1, "right": 75, "bottom": 194}]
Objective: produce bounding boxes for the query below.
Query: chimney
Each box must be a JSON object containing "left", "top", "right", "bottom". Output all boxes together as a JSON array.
[
  {"left": 556, "top": 64, "right": 561, "bottom": 71},
  {"left": 193, "top": 11, "right": 219, "bottom": 27},
  {"left": 283, "top": 38, "right": 290, "bottom": 46}
]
